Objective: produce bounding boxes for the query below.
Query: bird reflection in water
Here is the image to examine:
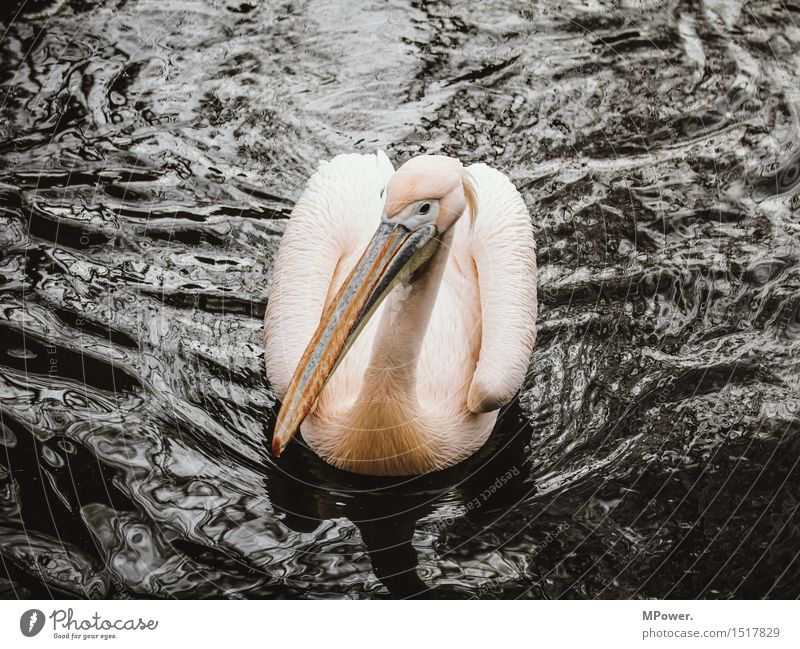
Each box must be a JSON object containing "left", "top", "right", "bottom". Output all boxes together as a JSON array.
[{"left": 264, "top": 401, "right": 533, "bottom": 598}]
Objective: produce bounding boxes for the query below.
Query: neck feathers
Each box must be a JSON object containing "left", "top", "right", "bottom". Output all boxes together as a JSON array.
[{"left": 329, "top": 230, "right": 454, "bottom": 475}]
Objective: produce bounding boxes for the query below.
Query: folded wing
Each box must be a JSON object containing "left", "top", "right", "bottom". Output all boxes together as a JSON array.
[
  {"left": 264, "top": 152, "right": 395, "bottom": 398},
  {"left": 465, "top": 163, "right": 538, "bottom": 413}
]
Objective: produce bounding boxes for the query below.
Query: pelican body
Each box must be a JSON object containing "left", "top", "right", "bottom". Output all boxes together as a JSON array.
[{"left": 264, "top": 152, "right": 537, "bottom": 476}]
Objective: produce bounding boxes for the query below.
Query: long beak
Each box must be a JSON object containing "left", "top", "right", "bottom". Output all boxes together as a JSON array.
[{"left": 272, "top": 220, "right": 440, "bottom": 457}]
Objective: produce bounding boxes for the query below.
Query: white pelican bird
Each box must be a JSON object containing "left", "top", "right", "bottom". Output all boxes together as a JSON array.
[{"left": 264, "top": 152, "right": 537, "bottom": 476}]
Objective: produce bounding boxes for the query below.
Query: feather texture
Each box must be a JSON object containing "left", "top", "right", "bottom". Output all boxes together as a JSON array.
[
  {"left": 465, "top": 163, "right": 538, "bottom": 413},
  {"left": 264, "top": 152, "right": 395, "bottom": 397},
  {"left": 264, "top": 152, "right": 537, "bottom": 475}
]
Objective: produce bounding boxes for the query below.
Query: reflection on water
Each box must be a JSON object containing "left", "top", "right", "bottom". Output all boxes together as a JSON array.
[{"left": 1, "top": 0, "right": 799, "bottom": 598}]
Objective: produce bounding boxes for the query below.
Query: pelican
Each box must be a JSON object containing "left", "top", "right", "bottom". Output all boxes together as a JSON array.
[{"left": 264, "top": 152, "right": 537, "bottom": 476}]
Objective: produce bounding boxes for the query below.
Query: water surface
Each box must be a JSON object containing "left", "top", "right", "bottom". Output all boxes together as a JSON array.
[{"left": 1, "top": 0, "right": 799, "bottom": 598}]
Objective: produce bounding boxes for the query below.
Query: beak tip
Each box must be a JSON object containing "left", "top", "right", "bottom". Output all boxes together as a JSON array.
[{"left": 271, "top": 435, "right": 284, "bottom": 457}]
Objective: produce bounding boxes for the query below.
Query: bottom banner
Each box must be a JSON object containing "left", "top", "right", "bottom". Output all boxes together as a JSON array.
[{"left": 1, "top": 600, "right": 796, "bottom": 648}]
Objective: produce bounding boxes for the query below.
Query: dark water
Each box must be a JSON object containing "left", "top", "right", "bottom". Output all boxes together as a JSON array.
[{"left": 1, "top": 0, "right": 799, "bottom": 599}]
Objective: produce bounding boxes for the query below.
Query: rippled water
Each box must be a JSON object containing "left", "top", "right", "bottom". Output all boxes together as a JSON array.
[{"left": 1, "top": 0, "right": 799, "bottom": 599}]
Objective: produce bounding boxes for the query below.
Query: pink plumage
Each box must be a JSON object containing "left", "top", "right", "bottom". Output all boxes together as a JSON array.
[{"left": 264, "top": 152, "right": 537, "bottom": 475}]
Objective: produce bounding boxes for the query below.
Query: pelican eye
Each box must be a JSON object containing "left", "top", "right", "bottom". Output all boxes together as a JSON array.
[{"left": 419, "top": 203, "right": 431, "bottom": 215}]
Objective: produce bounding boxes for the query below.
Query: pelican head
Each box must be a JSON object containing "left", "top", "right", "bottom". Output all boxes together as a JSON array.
[
  {"left": 383, "top": 154, "right": 478, "bottom": 231},
  {"left": 272, "top": 155, "right": 478, "bottom": 457}
]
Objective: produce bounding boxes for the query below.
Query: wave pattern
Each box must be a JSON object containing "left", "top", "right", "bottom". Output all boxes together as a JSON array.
[{"left": 0, "top": 0, "right": 799, "bottom": 598}]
